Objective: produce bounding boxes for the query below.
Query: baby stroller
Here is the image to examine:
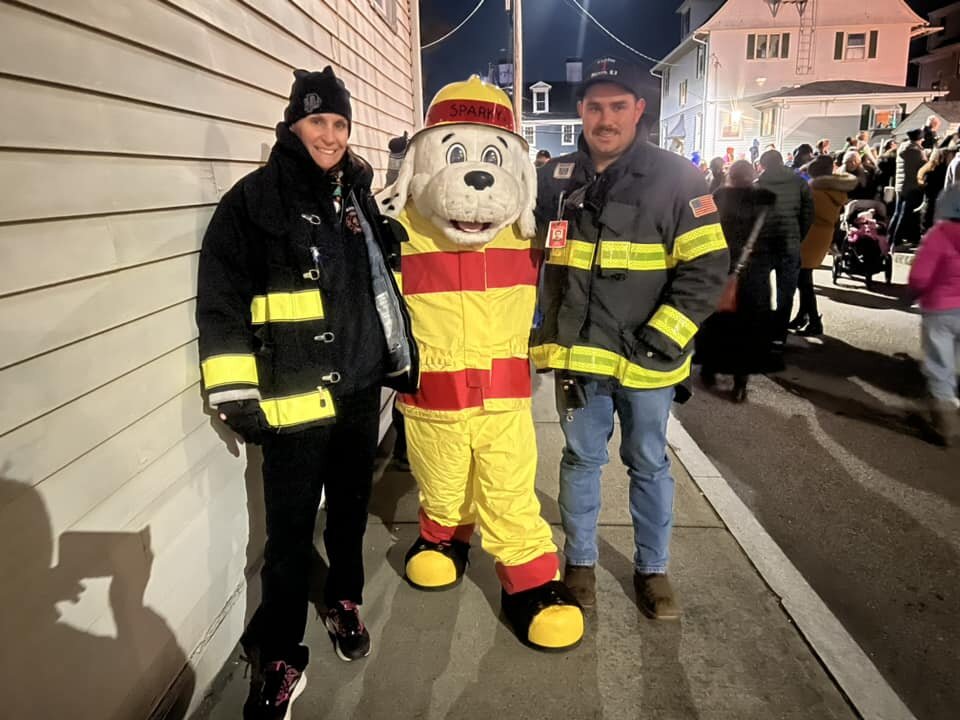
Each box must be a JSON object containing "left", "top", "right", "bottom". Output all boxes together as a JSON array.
[{"left": 832, "top": 199, "right": 893, "bottom": 289}]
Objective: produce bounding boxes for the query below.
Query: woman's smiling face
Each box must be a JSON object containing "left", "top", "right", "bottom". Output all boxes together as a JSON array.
[{"left": 291, "top": 113, "right": 349, "bottom": 170}]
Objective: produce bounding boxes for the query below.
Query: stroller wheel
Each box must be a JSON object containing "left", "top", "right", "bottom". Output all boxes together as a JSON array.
[{"left": 884, "top": 256, "right": 893, "bottom": 285}]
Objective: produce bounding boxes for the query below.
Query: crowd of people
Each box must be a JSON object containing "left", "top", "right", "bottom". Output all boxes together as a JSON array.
[{"left": 686, "top": 115, "right": 960, "bottom": 444}]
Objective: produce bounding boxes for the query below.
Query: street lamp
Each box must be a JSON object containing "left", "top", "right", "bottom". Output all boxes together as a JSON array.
[{"left": 765, "top": 0, "right": 808, "bottom": 17}]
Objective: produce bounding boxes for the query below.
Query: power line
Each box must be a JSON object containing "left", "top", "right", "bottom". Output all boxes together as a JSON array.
[
  {"left": 422, "top": 0, "right": 488, "bottom": 50},
  {"left": 563, "top": 0, "right": 679, "bottom": 66}
]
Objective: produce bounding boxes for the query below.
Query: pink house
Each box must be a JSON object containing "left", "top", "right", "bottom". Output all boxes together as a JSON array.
[{"left": 654, "top": 0, "right": 946, "bottom": 160}]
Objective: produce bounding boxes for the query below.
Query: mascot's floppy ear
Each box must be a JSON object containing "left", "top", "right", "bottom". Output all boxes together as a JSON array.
[
  {"left": 517, "top": 152, "right": 538, "bottom": 239},
  {"left": 376, "top": 140, "right": 416, "bottom": 219}
]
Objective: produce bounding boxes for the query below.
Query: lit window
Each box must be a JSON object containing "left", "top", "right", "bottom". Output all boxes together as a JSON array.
[
  {"left": 761, "top": 108, "right": 777, "bottom": 137},
  {"left": 747, "top": 33, "right": 790, "bottom": 60},
  {"left": 561, "top": 125, "right": 576, "bottom": 146}
]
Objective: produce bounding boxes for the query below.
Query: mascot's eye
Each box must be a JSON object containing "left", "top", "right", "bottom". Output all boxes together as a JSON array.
[
  {"left": 446, "top": 143, "right": 467, "bottom": 164},
  {"left": 481, "top": 146, "right": 503, "bottom": 166}
]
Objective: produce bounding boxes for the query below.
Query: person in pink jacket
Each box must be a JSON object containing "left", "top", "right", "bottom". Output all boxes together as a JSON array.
[{"left": 909, "top": 185, "right": 960, "bottom": 445}]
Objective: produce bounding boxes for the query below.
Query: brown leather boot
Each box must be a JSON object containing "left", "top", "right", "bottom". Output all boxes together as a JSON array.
[
  {"left": 563, "top": 565, "right": 596, "bottom": 609},
  {"left": 930, "top": 400, "right": 960, "bottom": 447},
  {"left": 634, "top": 572, "right": 681, "bottom": 620}
]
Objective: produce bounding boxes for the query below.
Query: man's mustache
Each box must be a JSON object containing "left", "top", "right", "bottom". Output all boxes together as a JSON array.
[{"left": 594, "top": 127, "right": 619, "bottom": 135}]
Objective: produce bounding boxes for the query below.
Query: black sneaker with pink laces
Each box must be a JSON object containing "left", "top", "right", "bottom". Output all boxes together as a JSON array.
[
  {"left": 242, "top": 645, "right": 307, "bottom": 720},
  {"left": 324, "top": 600, "right": 371, "bottom": 662}
]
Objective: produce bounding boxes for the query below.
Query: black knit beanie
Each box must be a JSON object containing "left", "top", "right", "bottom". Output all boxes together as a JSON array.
[{"left": 283, "top": 66, "right": 352, "bottom": 134}]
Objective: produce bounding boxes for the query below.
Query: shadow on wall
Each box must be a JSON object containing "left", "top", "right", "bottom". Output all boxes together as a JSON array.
[{"left": 0, "top": 474, "right": 194, "bottom": 719}]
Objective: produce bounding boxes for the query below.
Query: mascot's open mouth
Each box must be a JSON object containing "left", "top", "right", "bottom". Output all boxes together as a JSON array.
[{"left": 450, "top": 220, "right": 492, "bottom": 233}]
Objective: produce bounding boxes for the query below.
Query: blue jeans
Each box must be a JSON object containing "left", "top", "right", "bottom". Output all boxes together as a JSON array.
[
  {"left": 921, "top": 309, "right": 960, "bottom": 402},
  {"left": 557, "top": 379, "right": 675, "bottom": 574}
]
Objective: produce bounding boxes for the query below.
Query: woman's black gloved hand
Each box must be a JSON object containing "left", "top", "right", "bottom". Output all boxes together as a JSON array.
[{"left": 217, "top": 400, "right": 270, "bottom": 444}]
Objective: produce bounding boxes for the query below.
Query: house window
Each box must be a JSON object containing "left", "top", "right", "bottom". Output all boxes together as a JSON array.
[
  {"left": 533, "top": 90, "right": 548, "bottom": 113},
  {"left": 369, "top": 0, "right": 397, "bottom": 30},
  {"left": 836, "top": 31, "right": 878, "bottom": 61},
  {"left": 561, "top": 124, "right": 577, "bottom": 146},
  {"left": 663, "top": 68, "right": 670, "bottom": 96},
  {"left": 679, "top": 80, "right": 688, "bottom": 107},
  {"left": 680, "top": 9, "right": 690, "bottom": 37},
  {"left": 696, "top": 44, "right": 707, "bottom": 78},
  {"left": 747, "top": 33, "right": 791, "bottom": 60},
  {"left": 761, "top": 108, "right": 777, "bottom": 137},
  {"left": 694, "top": 112, "right": 703, "bottom": 151},
  {"left": 719, "top": 109, "right": 742, "bottom": 140},
  {"left": 523, "top": 125, "right": 536, "bottom": 146},
  {"left": 864, "top": 105, "right": 902, "bottom": 130}
]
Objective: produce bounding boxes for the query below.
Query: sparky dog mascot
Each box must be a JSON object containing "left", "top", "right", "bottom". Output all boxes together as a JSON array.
[{"left": 379, "top": 77, "right": 584, "bottom": 650}]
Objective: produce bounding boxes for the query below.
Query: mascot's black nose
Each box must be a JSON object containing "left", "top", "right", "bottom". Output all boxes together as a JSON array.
[{"left": 464, "top": 170, "right": 495, "bottom": 191}]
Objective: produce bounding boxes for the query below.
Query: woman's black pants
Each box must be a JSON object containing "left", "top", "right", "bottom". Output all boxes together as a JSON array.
[{"left": 242, "top": 386, "right": 381, "bottom": 664}]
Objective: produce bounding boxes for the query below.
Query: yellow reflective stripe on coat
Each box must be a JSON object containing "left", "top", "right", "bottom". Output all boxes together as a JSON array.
[
  {"left": 546, "top": 239, "right": 594, "bottom": 271},
  {"left": 647, "top": 305, "right": 698, "bottom": 349},
  {"left": 530, "top": 343, "right": 692, "bottom": 389},
  {"left": 553, "top": 240, "right": 676, "bottom": 272},
  {"left": 250, "top": 290, "right": 325, "bottom": 324},
  {"left": 673, "top": 223, "right": 727, "bottom": 262},
  {"left": 260, "top": 387, "right": 336, "bottom": 428},
  {"left": 201, "top": 354, "right": 259, "bottom": 389}
]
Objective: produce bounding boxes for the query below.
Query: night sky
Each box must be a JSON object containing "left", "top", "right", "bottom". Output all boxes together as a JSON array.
[{"left": 419, "top": 0, "right": 948, "bottom": 103}]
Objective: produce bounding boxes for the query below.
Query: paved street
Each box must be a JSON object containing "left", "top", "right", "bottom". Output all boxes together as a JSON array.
[{"left": 675, "top": 258, "right": 960, "bottom": 720}]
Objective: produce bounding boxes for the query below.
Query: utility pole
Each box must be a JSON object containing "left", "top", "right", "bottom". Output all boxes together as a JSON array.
[{"left": 509, "top": 0, "right": 524, "bottom": 132}]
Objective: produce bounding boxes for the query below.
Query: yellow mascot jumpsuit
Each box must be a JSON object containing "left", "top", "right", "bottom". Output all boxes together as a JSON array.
[{"left": 394, "top": 78, "right": 583, "bottom": 651}]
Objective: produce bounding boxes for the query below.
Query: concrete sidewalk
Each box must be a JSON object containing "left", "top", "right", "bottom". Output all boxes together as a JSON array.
[{"left": 193, "top": 374, "right": 857, "bottom": 720}]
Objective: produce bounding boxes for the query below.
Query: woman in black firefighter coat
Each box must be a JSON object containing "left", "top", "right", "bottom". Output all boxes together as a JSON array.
[{"left": 196, "top": 67, "right": 417, "bottom": 720}]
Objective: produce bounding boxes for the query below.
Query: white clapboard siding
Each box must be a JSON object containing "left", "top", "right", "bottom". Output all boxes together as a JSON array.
[
  {"left": 0, "top": 254, "right": 200, "bottom": 369},
  {"left": 0, "top": 206, "right": 213, "bottom": 296},
  {"left": 0, "top": 153, "right": 253, "bottom": 223},
  {"left": 0, "top": 1, "right": 417, "bottom": 715},
  {"left": 0, "top": 78, "right": 274, "bottom": 160},
  {"left": 0, "top": 3, "right": 281, "bottom": 127},
  {"left": 0, "top": 387, "right": 208, "bottom": 590},
  {"left": 166, "top": 0, "right": 335, "bottom": 81},
  {"left": 0, "top": 344, "right": 200, "bottom": 490},
  {"left": 18, "top": 0, "right": 295, "bottom": 99},
  {"left": 0, "top": 300, "right": 198, "bottom": 435}
]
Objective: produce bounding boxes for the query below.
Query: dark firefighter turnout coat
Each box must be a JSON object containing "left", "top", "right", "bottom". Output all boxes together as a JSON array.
[
  {"left": 532, "top": 138, "right": 729, "bottom": 398},
  {"left": 196, "top": 124, "right": 418, "bottom": 432}
]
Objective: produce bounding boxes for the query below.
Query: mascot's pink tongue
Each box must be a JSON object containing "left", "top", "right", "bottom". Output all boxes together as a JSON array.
[{"left": 452, "top": 221, "right": 489, "bottom": 233}]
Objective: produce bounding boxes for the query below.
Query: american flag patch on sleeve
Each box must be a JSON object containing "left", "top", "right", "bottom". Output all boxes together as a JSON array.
[{"left": 689, "top": 194, "right": 718, "bottom": 218}]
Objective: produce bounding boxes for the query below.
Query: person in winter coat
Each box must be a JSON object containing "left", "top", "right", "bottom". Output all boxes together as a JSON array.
[
  {"left": 757, "top": 149, "right": 815, "bottom": 343},
  {"left": 917, "top": 146, "right": 956, "bottom": 234},
  {"left": 195, "top": 67, "right": 417, "bottom": 720},
  {"left": 791, "top": 156, "right": 858, "bottom": 336},
  {"left": 891, "top": 128, "right": 926, "bottom": 248},
  {"left": 876, "top": 139, "right": 899, "bottom": 196},
  {"left": 708, "top": 156, "right": 726, "bottom": 193},
  {"left": 842, "top": 150, "right": 876, "bottom": 201},
  {"left": 695, "top": 160, "right": 779, "bottom": 402},
  {"left": 908, "top": 186, "right": 960, "bottom": 446},
  {"left": 534, "top": 58, "right": 728, "bottom": 619}
]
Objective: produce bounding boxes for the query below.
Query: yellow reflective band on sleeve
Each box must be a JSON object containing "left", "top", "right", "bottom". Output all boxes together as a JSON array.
[
  {"left": 530, "top": 343, "right": 692, "bottom": 389},
  {"left": 260, "top": 387, "right": 337, "bottom": 428},
  {"left": 546, "top": 239, "right": 595, "bottom": 271},
  {"left": 201, "top": 354, "right": 259, "bottom": 389},
  {"left": 647, "top": 305, "right": 698, "bottom": 349},
  {"left": 250, "top": 290, "right": 325, "bottom": 324},
  {"left": 392, "top": 270, "right": 403, "bottom": 292},
  {"left": 673, "top": 223, "right": 727, "bottom": 263}
]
